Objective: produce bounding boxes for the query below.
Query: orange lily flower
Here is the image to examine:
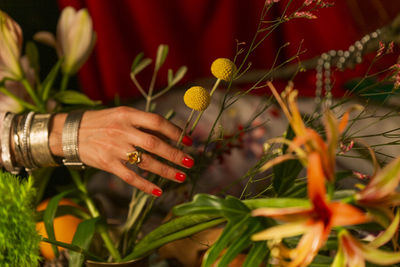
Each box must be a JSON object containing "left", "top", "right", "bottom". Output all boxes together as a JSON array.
[
  {"left": 265, "top": 82, "right": 359, "bottom": 182},
  {"left": 332, "top": 214, "right": 400, "bottom": 267},
  {"left": 252, "top": 152, "right": 369, "bottom": 267}
]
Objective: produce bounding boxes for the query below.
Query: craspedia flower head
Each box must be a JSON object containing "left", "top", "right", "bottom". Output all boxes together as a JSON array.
[
  {"left": 184, "top": 86, "right": 210, "bottom": 111},
  {"left": 211, "top": 58, "right": 237, "bottom": 81}
]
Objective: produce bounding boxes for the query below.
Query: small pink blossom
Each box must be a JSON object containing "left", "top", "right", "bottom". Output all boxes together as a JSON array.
[
  {"left": 377, "top": 41, "right": 385, "bottom": 57},
  {"left": 387, "top": 41, "right": 394, "bottom": 54},
  {"left": 339, "top": 140, "right": 354, "bottom": 154},
  {"left": 353, "top": 171, "right": 371, "bottom": 180},
  {"left": 293, "top": 11, "right": 317, "bottom": 19},
  {"left": 304, "top": 0, "right": 314, "bottom": 6}
]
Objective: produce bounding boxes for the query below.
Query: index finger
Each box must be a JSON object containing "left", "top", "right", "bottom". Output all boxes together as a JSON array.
[{"left": 130, "top": 110, "right": 182, "bottom": 142}]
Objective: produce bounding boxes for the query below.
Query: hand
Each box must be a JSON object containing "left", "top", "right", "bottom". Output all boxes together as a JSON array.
[{"left": 49, "top": 106, "right": 194, "bottom": 197}]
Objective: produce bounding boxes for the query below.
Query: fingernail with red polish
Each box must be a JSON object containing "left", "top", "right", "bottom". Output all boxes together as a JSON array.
[
  {"left": 175, "top": 172, "right": 186, "bottom": 182},
  {"left": 182, "top": 156, "right": 194, "bottom": 168},
  {"left": 152, "top": 188, "right": 162, "bottom": 197},
  {"left": 182, "top": 136, "right": 193, "bottom": 146}
]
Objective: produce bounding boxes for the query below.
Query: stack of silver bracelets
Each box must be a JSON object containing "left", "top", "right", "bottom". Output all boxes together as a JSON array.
[{"left": 1, "top": 111, "right": 86, "bottom": 174}]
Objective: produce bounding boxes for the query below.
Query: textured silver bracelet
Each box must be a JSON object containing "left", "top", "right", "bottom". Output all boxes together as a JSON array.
[
  {"left": 22, "top": 111, "right": 37, "bottom": 171},
  {"left": 1, "top": 113, "right": 20, "bottom": 174},
  {"left": 62, "top": 110, "right": 86, "bottom": 169},
  {"left": 30, "top": 113, "right": 58, "bottom": 167}
]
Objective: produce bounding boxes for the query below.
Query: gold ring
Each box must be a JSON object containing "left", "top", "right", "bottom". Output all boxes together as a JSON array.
[{"left": 127, "top": 150, "right": 142, "bottom": 165}]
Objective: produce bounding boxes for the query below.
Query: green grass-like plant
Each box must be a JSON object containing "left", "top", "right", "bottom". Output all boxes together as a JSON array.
[{"left": 0, "top": 170, "right": 40, "bottom": 266}]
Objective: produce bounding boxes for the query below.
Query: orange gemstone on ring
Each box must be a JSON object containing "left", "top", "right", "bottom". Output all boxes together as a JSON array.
[{"left": 127, "top": 151, "right": 142, "bottom": 164}]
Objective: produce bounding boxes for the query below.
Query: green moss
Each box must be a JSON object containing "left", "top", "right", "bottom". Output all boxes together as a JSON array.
[{"left": 0, "top": 170, "right": 40, "bottom": 266}]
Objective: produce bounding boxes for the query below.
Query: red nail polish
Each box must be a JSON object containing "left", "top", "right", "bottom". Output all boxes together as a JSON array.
[
  {"left": 152, "top": 188, "right": 162, "bottom": 197},
  {"left": 182, "top": 136, "right": 193, "bottom": 146},
  {"left": 182, "top": 156, "right": 194, "bottom": 168},
  {"left": 175, "top": 172, "right": 186, "bottom": 182}
]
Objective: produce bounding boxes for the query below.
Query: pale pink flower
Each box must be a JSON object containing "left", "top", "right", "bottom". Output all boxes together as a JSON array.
[
  {"left": 34, "top": 7, "right": 96, "bottom": 75},
  {"left": 0, "top": 10, "right": 24, "bottom": 81},
  {"left": 304, "top": 0, "right": 314, "bottom": 6},
  {"left": 0, "top": 56, "right": 35, "bottom": 112}
]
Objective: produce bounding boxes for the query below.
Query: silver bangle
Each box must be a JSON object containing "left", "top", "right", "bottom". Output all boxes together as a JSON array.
[
  {"left": 30, "top": 113, "right": 58, "bottom": 167},
  {"left": 22, "top": 111, "right": 37, "bottom": 171},
  {"left": 1, "top": 113, "right": 20, "bottom": 174},
  {"left": 62, "top": 110, "right": 86, "bottom": 169}
]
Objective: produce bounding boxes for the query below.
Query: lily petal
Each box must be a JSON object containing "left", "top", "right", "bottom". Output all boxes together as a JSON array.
[
  {"left": 329, "top": 202, "right": 369, "bottom": 227},
  {"left": 251, "top": 220, "right": 310, "bottom": 241}
]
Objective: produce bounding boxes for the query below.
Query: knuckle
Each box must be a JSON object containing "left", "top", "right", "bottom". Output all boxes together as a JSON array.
[
  {"left": 149, "top": 114, "right": 164, "bottom": 127},
  {"left": 143, "top": 135, "right": 159, "bottom": 150},
  {"left": 169, "top": 148, "right": 181, "bottom": 162},
  {"left": 115, "top": 106, "right": 132, "bottom": 120},
  {"left": 159, "top": 164, "right": 171, "bottom": 178}
]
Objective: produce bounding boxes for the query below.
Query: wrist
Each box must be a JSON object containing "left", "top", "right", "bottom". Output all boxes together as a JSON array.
[{"left": 49, "top": 113, "right": 67, "bottom": 157}]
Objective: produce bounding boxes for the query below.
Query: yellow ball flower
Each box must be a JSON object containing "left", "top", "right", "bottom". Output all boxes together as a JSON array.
[
  {"left": 211, "top": 58, "right": 237, "bottom": 81},
  {"left": 184, "top": 86, "right": 210, "bottom": 111}
]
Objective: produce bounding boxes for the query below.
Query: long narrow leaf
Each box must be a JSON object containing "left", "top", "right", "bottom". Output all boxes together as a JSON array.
[
  {"left": 124, "top": 218, "right": 225, "bottom": 261},
  {"left": 217, "top": 218, "right": 264, "bottom": 267},
  {"left": 41, "top": 58, "right": 62, "bottom": 101},
  {"left": 202, "top": 216, "right": 250, "bottom": 267},
  {"left": 242, "top": 242, "right": 268, "bottom": 267},
  {"left": 69, "top": 217, "right": 101, "bottom": 267},
  {"left": 155, "top": 44, "right": 168, "bottom": 72},
  {"left": 43, "top": 189, "right": 76, "bottom": 258}
]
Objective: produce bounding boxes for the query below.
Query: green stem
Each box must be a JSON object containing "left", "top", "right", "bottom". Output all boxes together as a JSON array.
[
  {"left": 70, "top": 171, "right": 122, "bottom": 261},
  {"left": 177, "top": 109, "right": 195, "bottom": 147},
  {"left": 60, "top": 72, "right": 69, "bottom": 92},
  {"left": 189, "top": 79, "right": 221, "bottom": 135},
  {"left": 145, "top": 66, "right": 159, "bottom": 112},
  {"left": 0, "top": 87, "right": 39, "bottom": 111},
  {"left": 21, "top": 78, "right": 43, "bottom": 112}
]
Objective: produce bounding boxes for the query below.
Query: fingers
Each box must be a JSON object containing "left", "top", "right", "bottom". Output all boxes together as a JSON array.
[
  {"left": 128, "top": 108, "right": 182, "bottom": 143},
  {"left": 131, "top": 129, "right": 194, "bottom": 169},
  {"left": 127, "top": 152, "right": 187, "bottom": 183},
  {"left": 112, "top": 161, "right": 163, "bottom": 197}
]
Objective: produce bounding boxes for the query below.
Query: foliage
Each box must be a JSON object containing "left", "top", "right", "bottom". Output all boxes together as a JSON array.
[{"left": 0, "top": 170, "right": 40, "bottom": 266}]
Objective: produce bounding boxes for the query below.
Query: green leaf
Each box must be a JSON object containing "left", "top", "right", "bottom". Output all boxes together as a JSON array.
[
  {"left": 43, "top": 189, "right": 76, "bottom": 258},
  {"left": 202, "top": 216, "right": 250, "bottom": 267},
  {"left": 41, "top": 58, "right": 62, "bottom": 101},
  {"left": 242, "top": 242, "right": 268, "bottom": 267},
  {"left": 170, "top": 66, "right": 187, "bottom": 86},
  {"left": 25, "top": 41, "right": 40, "bottom": 73},
  {"left": 173, "top": 194, "right": 250, "bottom": 220},
  {"left": 155, "top": 44, "right": 168, "bottom": 72},
  {"left": 168, "top": 69, "right": 173, "bottom": 85},
  {"left": 36, "top": 205, "right": 91, "bottom": 222},
  {"left": 54, "top": 90, "right": 101, "bottom": 106},
  {"left": 69, "top": 217, "right": 101, "bottom": 267},
  {"left": 125, "top": 216, "right": 225, "bottom": 261},
  {"left": 243, "top": 197, "right": 311, "bottom": 210},
  {"left": 131, "top": 52, "right": 144, "bottom": 72},
  {"left": 131, "top": 58, "right": 152, "bottom": 75},
  {"left": 31, "top": 167, "right": 54, "bottom": 206},
  {"left": 216, "top": 218, "right": 265, "bottom": 267}
]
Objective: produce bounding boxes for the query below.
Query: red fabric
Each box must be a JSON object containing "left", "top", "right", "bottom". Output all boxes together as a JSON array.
[{"left": 58, "top": 0, "right": 400, "bottom": 103}]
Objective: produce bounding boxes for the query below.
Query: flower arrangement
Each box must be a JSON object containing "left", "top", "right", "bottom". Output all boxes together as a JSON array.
[{"left": 2, "top": 1, "right": 400, "bottom": 267}]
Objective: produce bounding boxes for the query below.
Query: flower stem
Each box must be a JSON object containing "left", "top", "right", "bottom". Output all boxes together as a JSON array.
[
  {"left": 0, "top": 87, "right": 39, "bottom": 111},
  {"left": 177, "top": 109, "right": 195, "bottom": 147},
  {"left": 21, "top": 78, "right": 44, "bottom": 112},
  {"left": 70, "top": 170, "right": 122, "bottom": 261},
  {"left": 60, "top": 73, "right": 69, "bottom": 92},
  {"left": 189, "top": 79, "right": 221, "bottom": 135}
]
